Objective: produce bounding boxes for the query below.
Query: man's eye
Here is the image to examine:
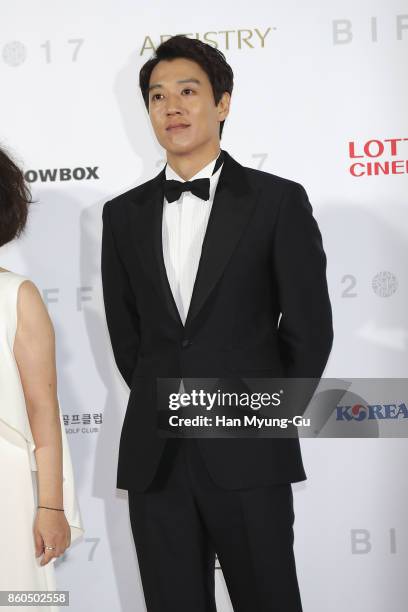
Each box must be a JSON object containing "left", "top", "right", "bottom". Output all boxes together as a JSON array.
[{"left": 151, "top": 89, "right": 194, "bottom": 101}]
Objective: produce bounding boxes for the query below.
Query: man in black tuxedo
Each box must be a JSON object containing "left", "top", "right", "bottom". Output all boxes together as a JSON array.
[{"left": 101, "top": 35, "right": 333, "bottom": 612}]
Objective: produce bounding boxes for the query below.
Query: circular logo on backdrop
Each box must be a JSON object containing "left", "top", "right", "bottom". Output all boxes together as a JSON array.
[
  {"left": 372, "top": 271, "right": 398, "bottom": 297},
  {"left": 2, "top": 41, "right": 27, "bottom": 67}
]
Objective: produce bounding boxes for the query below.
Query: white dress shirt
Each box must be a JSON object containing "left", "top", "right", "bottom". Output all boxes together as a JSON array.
[
  {"left": 162, "top": 154, "right": 223, "bottom": 325},
  {"left": 162, "top": 153, "right": 223, "bottom": 394}
]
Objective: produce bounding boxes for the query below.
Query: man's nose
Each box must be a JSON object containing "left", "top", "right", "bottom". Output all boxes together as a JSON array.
[{"left": 165, "top": 93, "right": 183, "bottom": 114}]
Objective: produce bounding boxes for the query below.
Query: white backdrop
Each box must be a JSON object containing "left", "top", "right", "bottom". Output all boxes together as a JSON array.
[{"left": 1, "top": 1, "right": 407, "bottom": 610}]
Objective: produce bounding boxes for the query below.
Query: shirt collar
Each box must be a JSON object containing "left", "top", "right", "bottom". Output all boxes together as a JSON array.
[{"left": 165, "top": 153, "right": 222, "bottom": 182}]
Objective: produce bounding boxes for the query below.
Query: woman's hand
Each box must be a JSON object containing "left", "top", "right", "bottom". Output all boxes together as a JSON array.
[{"left": 33, "top": 508, "right": 71, "bottom": 566}]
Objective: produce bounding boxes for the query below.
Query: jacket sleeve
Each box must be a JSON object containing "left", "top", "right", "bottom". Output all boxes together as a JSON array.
[
  {"left": 273, "top": 182, "right": 334, "bottom": 380},
  {"left": 101, "top": 201, "right": 140, "bottom": 388}
]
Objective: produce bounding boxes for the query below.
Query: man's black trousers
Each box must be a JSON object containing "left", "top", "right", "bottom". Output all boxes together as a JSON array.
[{"left": 128, "top": 438, "right": 304, "bottom": 612}]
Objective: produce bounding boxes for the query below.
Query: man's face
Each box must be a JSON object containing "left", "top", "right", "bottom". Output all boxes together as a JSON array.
[{"left": 147, "top": 57, "right": 230, "bottom": 155}]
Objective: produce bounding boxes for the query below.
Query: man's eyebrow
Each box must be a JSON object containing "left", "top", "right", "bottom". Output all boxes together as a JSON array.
[{"left": 148, "top": 78, "right": 201, "bottom": 93}]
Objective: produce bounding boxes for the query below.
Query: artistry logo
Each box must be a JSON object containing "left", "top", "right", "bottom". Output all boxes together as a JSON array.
[{"left": 141, "top": 28, "right": 273, "bottom": 54}]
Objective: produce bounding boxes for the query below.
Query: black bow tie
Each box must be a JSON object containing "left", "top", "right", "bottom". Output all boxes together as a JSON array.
[
  {"left": 164, "top": 177, "right": 210, "bottom": 203},
  {"left": 163, "top": 151, "right": 224, "bottom": 203}
]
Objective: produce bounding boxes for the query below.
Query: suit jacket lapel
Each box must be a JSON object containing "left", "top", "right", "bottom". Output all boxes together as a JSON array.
[
  {"left": 184, "top": 151, "right": 259, "bottom": 329},
  {"left": 131, "top": 150, "right": 260, "bottom": 330},
  {"left": 129, "top": 166, "right": 184, "bottom": 328}
]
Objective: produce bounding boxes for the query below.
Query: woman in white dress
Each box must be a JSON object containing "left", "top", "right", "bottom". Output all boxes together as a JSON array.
[{"left": 0, "top": 146, "right": 83, "bottom": 610}]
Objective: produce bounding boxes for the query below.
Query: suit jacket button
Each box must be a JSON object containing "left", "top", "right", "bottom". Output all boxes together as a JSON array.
[{"left": 181, "top": 339, "right": 191, "bottom": 348}]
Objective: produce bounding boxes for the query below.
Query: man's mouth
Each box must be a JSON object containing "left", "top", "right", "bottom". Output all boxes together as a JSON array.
[{"left": 166, "top": 124, "right": 190, "bottom": 132}]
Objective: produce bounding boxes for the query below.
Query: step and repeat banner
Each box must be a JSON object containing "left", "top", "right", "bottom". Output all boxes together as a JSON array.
[{"left": 1, "top": 1, "right": 407, "bottom": 610}]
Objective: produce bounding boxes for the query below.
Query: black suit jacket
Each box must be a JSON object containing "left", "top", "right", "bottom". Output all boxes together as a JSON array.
[{"left": 101, "top": 149, "right": 334, "bottom": 491}]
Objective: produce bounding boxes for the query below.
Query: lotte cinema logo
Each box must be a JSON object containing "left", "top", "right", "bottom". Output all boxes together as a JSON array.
[{"left": 348, "top": 138, "right": 408, "bottom": 177}]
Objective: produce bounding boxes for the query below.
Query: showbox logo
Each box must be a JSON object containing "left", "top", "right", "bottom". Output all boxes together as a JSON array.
[
  {"left": 348, "top": 138, "right": 408, "bottom": 177},
  {"left": 24, "top": 166, "right": 100, "bottom": 183}
]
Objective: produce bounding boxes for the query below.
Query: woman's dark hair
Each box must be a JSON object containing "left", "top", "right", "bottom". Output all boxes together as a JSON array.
[
  {"left": 0, "top": 146, "right": 31, "bottom": 248},
  {"left": 139, "top": 35, "right": 234, "bottom": 138}
]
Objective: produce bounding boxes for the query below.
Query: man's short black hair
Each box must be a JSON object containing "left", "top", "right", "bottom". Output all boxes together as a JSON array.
[
  {"left": 0, "top": 146, "right": 31, "bottom": 248},
  {"left": 139, "top": 35, "right": 234, "bottom": 138}
]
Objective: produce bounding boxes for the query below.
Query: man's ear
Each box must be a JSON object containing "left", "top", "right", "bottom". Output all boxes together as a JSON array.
[{"left": 218, "top": 92, "right": 231, "bottom": 122}]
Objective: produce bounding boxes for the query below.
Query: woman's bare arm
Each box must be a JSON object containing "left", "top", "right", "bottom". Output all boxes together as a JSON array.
[
  {"left": 13, "top": 280, "right": 63, "bottom": 508},
  {"left": 13, "top": 280, "right": 70, "bottom": 563}
]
